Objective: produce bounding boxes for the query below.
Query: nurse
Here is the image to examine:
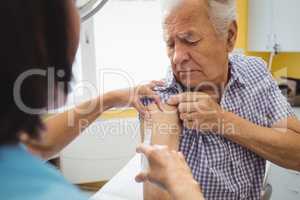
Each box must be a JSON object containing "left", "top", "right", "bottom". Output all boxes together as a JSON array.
[{"left": 0, "top": 0, "right": 204, "bottom": 199}]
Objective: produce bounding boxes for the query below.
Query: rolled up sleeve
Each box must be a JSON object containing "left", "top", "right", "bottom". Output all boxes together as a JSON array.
[{"left": 267, "top": 79, "right": 296, "bottom": 127}]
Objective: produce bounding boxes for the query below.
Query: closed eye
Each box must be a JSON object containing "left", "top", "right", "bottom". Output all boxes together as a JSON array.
[{"left": 183, "top": 38, "right": 201, "bottom": 46}]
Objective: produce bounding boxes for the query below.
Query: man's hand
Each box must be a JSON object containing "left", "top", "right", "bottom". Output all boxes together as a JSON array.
[
  {"left": 135, "top": 144, "right": 203, "bottom": 200},
  {"left": 167, "top": 92, "right": 224, "bottom": 133}
]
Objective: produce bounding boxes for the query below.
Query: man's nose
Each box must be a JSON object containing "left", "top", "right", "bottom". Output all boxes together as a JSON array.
[{"left": 172, "top": 44, "right": 189, "bottom": 66}]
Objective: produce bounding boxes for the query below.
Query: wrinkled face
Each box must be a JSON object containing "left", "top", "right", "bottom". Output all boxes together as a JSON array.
[{"left": 164, "top": 0, "right": 233, "bottom": 90}]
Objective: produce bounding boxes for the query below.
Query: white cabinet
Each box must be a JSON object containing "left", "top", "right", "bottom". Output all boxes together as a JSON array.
[
  {"left": 248, "top": 0, "right": 300, "bottom": 52},
  {"left": 248, "top": 0, "right": 272, "bottom": 52}
]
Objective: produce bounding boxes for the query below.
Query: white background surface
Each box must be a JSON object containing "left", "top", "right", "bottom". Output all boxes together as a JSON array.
[
  {"left": 60, "top": 118, "right": 141, "bottom": 183},
  {"left": 93, "top": 0, "right": 169, "bottom": 93},
  {"left": 248, "top": 0, "right": 300, "bottom": 52}
]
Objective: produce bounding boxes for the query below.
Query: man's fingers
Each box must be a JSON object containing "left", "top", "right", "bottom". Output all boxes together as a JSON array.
[
  {"left": 180, "top": 112, "right": 201, "bottom": 121},
  {"left": 167, "top": 92, "right": 209, "bottom": 106},
  {"left": 178, "top": 101, "right": 213, "bottom": 113},
  {"left": 167, "top": 94, "right": 195, "bottom": 106},
  {"left": 135, "top": 172, "right": 149, "bottom": 183},
  {"left": 178, "top": 103, "right": 197, "bottom": 113}
]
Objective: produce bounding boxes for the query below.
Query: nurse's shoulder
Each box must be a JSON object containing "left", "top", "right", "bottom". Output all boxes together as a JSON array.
[{"left": 0, "top": 145, "right": 88, "bottom": 200}]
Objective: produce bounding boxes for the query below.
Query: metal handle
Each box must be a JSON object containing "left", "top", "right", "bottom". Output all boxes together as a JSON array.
[{"left": 77, "top": 0, "right": 110, "bottom": 22}]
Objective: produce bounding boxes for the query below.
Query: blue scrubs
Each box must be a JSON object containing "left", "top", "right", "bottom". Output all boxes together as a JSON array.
[{"left": 0, "top": 144, "right": 88, "bottom": 200}]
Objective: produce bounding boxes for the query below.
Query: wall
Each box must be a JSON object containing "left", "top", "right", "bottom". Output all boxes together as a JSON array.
[
  {"left": 93, "top": 0, "right": 300, "bottom": 119},
  {"left": 236, "top": 0, "right": 300, "bottom": 79},
  {"left": 60, "top": 117, "right": 141, "bottom": 183}
]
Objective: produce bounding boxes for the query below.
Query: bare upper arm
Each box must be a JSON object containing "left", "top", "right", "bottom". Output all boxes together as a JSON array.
[
  {"left": 140, "top": 103, "right": 181, "bottom": 149},
  {"left": 140, "top": 103, "right": 182, "bottom": 200}
]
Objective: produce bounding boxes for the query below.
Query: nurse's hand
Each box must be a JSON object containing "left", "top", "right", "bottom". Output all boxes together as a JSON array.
[
  {"left": 135, "top": 144, "right": 204, "bottom": 200},
  {"left": 107, "top": 80, "right": 164, "bottom": 116}
]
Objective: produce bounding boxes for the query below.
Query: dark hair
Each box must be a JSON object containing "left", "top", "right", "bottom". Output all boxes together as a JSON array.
[{"left": 0, "top": 0, "right": 74, "bottom": 145}]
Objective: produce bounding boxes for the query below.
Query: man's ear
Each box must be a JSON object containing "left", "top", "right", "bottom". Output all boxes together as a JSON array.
[{"left": 226, "top": 20, "right": 238, "bottom": 52}]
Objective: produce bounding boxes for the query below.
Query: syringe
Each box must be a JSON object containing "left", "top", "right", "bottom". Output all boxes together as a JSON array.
[{"left": 141, "top": 127, "right": 152, "bottom": 170}]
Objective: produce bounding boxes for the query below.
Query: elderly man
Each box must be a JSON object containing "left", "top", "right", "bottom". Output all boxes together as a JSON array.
[{"left": 141, "top": 0, "right": 300, "bottom": 199}]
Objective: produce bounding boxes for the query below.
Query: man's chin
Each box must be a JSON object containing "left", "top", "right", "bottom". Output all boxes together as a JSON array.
[
  {"left": 180, "top": 79, "right": 220, "bottom": 91},
  {"left": 179, "top": 80, "right": 202, "bottom": 91}
]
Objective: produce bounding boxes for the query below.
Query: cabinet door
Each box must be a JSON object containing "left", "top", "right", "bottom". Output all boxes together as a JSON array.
[
  {"left": 248, "top": 0, "right": 273, "bottom": 52},
  {"left": 273, "top": 0, "right": 300, "bottom": 52}
]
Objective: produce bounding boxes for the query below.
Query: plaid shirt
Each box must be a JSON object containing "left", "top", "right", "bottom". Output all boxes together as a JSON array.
[{"left": 141, "top": 54, "right": 295, "bottom": 200}]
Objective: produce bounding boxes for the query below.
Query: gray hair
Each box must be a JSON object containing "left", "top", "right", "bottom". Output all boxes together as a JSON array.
[
  {"left": 162, "top": 0, "right": 237, "bottom": 37},
  {"left": 207, "top": 0, "right": 237, "bottom": 37}
]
